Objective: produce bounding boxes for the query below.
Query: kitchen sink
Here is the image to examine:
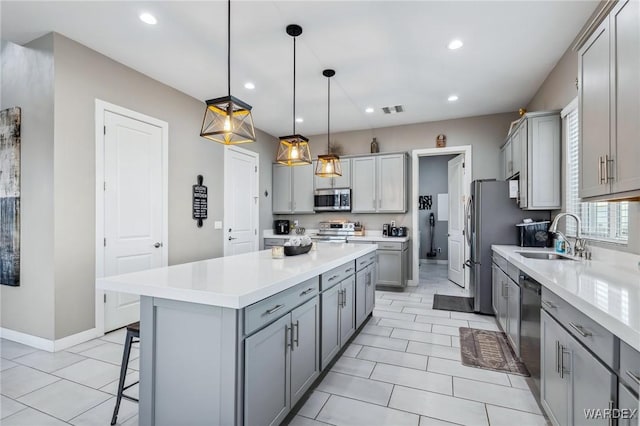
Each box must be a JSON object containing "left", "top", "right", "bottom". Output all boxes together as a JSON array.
[{"left": 517, "top": 252, "right": 575, "bottom": 260}]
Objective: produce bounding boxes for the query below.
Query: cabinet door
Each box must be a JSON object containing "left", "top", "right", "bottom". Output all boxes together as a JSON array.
[
  {"left": 272, "top": 164, "right": 292, "bottom": 214},
  {"left": 491, "top": 263, "right": 500, "bottom": 317},
  {"left": 377, "top": 154, "right": 406, "bottom": 212},
  {"left": 290, "top": 297, "right": 320, "bottom": 407},
  {"left": 618, "top": 383, "right": 639, "bottom": 426},
  {"left": 376, "top": 250, "right": 402, "bottom": 287},
  {"left": 541, "top": 310, "right": 570, "bottom": 426},
  {"left": 402, "top": 247, "right": 409, "bottom": 287},
  {"left": 511, "top": 125, "right": 523, "bottom": 177},
  {"left": 579, "top": 19, "right": 612, "bottom": 198},
  {"left": 365, "top": 264, "right": 375, "bottom": 316},
  {"left": 496, "top": 269, "right": 508, "bottom": 332},
  {"left": 499, "top": 146, "right": 506, "bottom": 180},
  {"left": 320, "top": 284, "right": 341, "bottom": 370},
  {"left": 528, "top": 115, "right": 561, "bottom": 209},
  {"left": 569, "top": 333, "right": 616, "bottom": 426},
  {"left": 292, "top": 163, "right": 315, "bottom": 213},
  {"left": 339, "top": 276, "right": 356, "bottom": 345},
  {"left": 611, "top": 0, "right": 640, "bottom": 195},
  {"left": 506, "top": 279, "right": 520, "bottom": 356},
  {"left": 332, "top": 159, "right": 351, "bottom": 189},
  {"left": 517, "top": 121, "right": 529, "bottom": 209},
  {"left": 244, "top": 314, "right": 291, "bottom": 426},
  {"left": 352, "top": 157, "right": 377, "bottom": 212},
  {"left": 504, "top": 140, "right": 513, "bottom": 178},
  {"left": 355, "top": 269, "right": 368, "bottom": 329}
]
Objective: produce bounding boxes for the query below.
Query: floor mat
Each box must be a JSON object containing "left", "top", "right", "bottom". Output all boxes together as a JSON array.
[
  {"left": 432, "top": 294, "right": 474, "bottom": 313},
  {"left": 459, "top": 327, "right": 530, "bottom": 376}
]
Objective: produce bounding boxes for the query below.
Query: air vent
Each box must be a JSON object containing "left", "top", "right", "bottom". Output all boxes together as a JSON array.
[{"left": 382, "top": 105, "right": 404, "bottom": 114}]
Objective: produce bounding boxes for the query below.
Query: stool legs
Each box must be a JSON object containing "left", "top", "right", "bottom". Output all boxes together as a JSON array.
[{"left": 111, "top": 330, "right": 135, "bottom": 425}]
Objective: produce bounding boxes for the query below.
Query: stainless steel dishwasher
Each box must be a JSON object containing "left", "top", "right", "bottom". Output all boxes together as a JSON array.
[{"left": 519, "top": 273, "right": 542, "bottom": 396}]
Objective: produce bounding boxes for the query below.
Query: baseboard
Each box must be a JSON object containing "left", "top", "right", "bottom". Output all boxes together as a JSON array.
[
  {"left": 420, "top": 259, "right": 448, "bottom": 265},
  {"left": 0, "top": 327, "right": 101, "bottom": 352}
]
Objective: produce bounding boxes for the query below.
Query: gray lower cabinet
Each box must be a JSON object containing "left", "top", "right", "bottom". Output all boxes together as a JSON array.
[
  {"left": 356, "top": 262, "right": 375, "bottom": 328},
  {"left": 541, "top": 310, "right": 616, "bottom": 426},
  {"left": 264, "top": 238, "right": 288, "bottom": 249},
  {"left": 376, "top": 241, "right": 408, "bottom": 287},
  {"left": 618, "top": 383, "right": 639, "bottom": 426},
  {"left": 365, "top": 263, "right": 375, "bottom": 315},
  {"left": 244, "top": 297, "right": 319, "bottom": 426},
  {"left": 321, "top": 277, "right": 356, "bottom": 370}
]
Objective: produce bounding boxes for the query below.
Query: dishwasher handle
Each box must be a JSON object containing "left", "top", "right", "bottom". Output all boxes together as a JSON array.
[{"left": 519, "top": 274, "right": 541, "bottom": 294}]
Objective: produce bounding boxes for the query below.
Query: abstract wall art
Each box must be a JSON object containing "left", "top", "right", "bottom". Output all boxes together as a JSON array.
[{"left": 0, "top": 106, "right": 21, "bottom": 286}]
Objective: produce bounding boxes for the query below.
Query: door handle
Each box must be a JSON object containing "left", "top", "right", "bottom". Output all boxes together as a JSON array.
[
  {"left": 154, "top": 242, "right": 163, "bottom": 248},
  {"left": 228, "top": 236, "right": 237, "bottom": 241},
  {"left": 293, "top": 320, "right": 299, "bottom": 347}
]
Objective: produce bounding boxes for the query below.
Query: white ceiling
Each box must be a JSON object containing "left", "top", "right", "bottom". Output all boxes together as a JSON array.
[{"left": 1, "top": 1, "right": 598, "bottom": 137}]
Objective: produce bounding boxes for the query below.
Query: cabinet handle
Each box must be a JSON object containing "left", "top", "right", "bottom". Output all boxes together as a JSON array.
[
  {"left": 598, "top": 156, "right": 605, "bottom": 184},
  {"left": 607, "top": 401, "right": 614, "bottom": 426},
  {"left": 568, "top": 322, "right": 592, "bottom": 338},
  {"left": 337, "top": 289, "right": 343, "bottom": 307},
  {"left": 555, "top": 340, "right": 561, "bottom": 374},
  {"left": 293, "top": 320, "right": 299, "bottom": 348},
  {"left": 285, "top": 324, "right": 292, "bottom": 350},
  {"left": 605, "top": 155, "right": 613, "bottom": 183},
  {"left": 345, "top": 268, "right": 353, "bottom": 273},
  {"left": 626, "top": 370, "right": 640, "bottom": 385},
  {"left": 559, "top": 344, "right": 566, "bottom": 379},
  {"left": 266, "top": 304, "right": 284, "bottom": 315},
  {"left": 300, "top": 287, "right": 315, "bottom": 296},
  {"left": 328, "top": 274, "right": 340, "bottom": 282},
  {"left": 541, "top": 300, "right": 556, "bottom": 310},
  {"left": 372, "top": 199, "right": 376, "bottom": 209}
]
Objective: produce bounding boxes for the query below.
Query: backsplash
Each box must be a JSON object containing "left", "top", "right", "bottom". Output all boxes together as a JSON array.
[{"left": 272, "top": 212, "right": 411, "bottom": 232}]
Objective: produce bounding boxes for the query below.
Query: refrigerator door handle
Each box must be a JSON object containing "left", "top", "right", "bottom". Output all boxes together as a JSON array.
[{"left": 464, "top": 197, "right": 473, "bottom": 246}]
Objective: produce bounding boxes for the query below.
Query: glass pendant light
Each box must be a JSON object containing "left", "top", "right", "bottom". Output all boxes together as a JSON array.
[
  {"left": 276, "top": 24, "right": 312, "bottom": 166},
  {"left": 315, "top": 69, "right": 342, "bottom": 177},
  {"left": 200, "top": 0, "right": 256, "bottom": 144}
]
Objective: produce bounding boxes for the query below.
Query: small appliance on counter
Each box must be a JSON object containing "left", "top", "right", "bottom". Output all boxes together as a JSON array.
[
  {"left": 383, "top": 223, "right": 407, "bottom": 237},
  {"left": 382, "top": 224, "right": 390, "bottom": 237},
  {"left": 516, "top": 220, "right": 551, "bottom": 247},
  {"left": 274, "top": 220, "right": 290, "bottom": 235},
  {"left": 353, "top": 222, "right": 365, "bottom": 236},
  {"left": 396, "top": 227, "right": 407, "bottom": 237}
]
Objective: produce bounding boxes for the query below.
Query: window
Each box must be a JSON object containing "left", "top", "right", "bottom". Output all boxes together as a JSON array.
[{"left": 563, "top": 99, "right": 629, "bottom": 243}]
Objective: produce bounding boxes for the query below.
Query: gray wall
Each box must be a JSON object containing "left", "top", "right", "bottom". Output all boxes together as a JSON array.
[
  {"left": 418, "top": 155, "right": 457, "bottom": 261},
  {"left": 2, "top": 33, "right": 277, "bottom": 340},
  {"left": 0, "top": 36, "right": 56, "bottom": 339},
  {"left": 276, "top": 112, "right": 517, "bottom": 234},
  {"left": 526, "top": 38, "right": 640, "bottom": 255}
]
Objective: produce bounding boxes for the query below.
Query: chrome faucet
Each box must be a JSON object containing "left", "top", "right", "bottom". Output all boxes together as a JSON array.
[{"left": 549, "top": 213, "right": 588, "bottom": 257}]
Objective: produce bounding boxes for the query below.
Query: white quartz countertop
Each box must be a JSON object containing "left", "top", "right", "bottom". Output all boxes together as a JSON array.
[
  {"left": 263, "top": 230, "right": 409, "bottom": 243},
  {"left": 97, "top": 243, "right": 377, "bottom": 309},
  {"left": 492, "top": 245, "right": 640, "bottom": 351}
]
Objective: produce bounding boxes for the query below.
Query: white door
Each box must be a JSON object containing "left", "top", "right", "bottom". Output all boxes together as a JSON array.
[
  {"left": 104, "top": 111, "right": 164, "bottom": 332},
  {"left": 447, "top": 155, "right": 465, "bottom": 287},
  {"left": 224, "top": 146, "right": 259, "bottom": 256}
]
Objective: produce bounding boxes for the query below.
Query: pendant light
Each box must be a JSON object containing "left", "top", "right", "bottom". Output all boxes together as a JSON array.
[
  {"left": 315, "top": 69, "right": 342, "bottom": 177},
  {"left": 200, "top": 0, "right": 256, "bottom": 144},
  {"left": 276, "top": 24, "right": 312, "bottom": 166}
]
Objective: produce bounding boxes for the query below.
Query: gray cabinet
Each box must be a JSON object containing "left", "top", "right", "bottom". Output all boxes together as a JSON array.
[
  {"left": 579, "top": 0, "right": 640, "bottom": 201},
  {"left": 272, "top": 163, "right": 314, "bottom": 214},
  {"left": 376, "top": 241, "right": 408, "bottom": 288},
  {"left": 314, "top": 159, "right": 351, "bottom": 190},
  {"left": 244, "top": 314, "right": 290, "bottom": 426},
  {"left": 244, "top": 296, "right": 320, "bottom": 426},
  {"left": 364, "top": 263, "right": 375, "bottom": 318},
  {"left": 320, "top": 273, "right": 356, "bottom": 370},
  {"left": 618, "top": 383, "right": 639, "bottom": 426},
  {"left": 541, "top": 309, "right": 616, "bottom": 426},
  {"left": 355, "top": 268, "right": 367, "bottom": 328},
  {"left": 352, "top": 154, "right": 407, "bottom": 213},
  {"left": 264, "top": 238, "right": 287, "bottom": 249},
  {"left": 506, "top": 279, "right": 520, "bottom": 354}
]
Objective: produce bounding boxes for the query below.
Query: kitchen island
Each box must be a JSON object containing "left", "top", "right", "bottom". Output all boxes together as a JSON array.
[{"left": 97, "top": 243, "right": 378, "bottom": 426}]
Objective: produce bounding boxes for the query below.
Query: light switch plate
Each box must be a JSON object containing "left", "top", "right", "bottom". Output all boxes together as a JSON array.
[{"left": 214, "top": 221, "right": 222, "bottom": 229}]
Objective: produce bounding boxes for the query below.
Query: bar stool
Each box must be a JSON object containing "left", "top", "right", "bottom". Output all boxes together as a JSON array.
[{"left": 111, "top": 322, "right": 140, "bottom": 425}]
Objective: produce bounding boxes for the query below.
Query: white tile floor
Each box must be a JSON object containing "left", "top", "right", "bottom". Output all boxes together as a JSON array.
[{"left": 0, "top": 264, "right": 548, "bottom": 426}]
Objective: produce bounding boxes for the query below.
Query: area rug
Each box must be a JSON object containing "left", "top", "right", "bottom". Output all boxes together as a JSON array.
[
  {"left": 459, "top": 327, "right": 530, "bottom": 376},
  {"left": 432, "top": 294, "right": 474, "bottom": 313}
]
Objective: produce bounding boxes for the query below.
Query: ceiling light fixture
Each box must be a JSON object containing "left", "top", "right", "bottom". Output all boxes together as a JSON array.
[
  {"left": 139, "top": 12, "right": 157, "bottom": 25},
  {"left": 448, "top": 95, "right": 459, "bottom": 102},
  {"left": 200, "top": 0, "right": 256, "bottom": 145},
  {"left": 315, "top": 69, "right": 342, "bottom": 178},
  {"left": 447, "top": 39, "right": 464, "bottom": 50},
  {"left": 276, "top": 24, "right": 312, "bottom": 166},
  {"left": 244, "top": 82, "right": 255, "bottom": 90},
  {"left": 365, "top": 107, "right": 374, "bottom": 114}
]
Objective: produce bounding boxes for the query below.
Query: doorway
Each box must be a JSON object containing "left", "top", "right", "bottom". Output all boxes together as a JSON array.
[
  {"left": 224, "top": 146, "right": 259, "bottom": 256},
  {"left": 411, "top": 146, "right": 472, "bottom": 293},
  {"left": 95, "top": 100, "right": 168, "bottom": 334}
]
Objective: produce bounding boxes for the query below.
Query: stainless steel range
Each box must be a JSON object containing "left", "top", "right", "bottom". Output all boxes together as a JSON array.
[{"left": 313, "top": 221, "right": 355, "bottom": 242}]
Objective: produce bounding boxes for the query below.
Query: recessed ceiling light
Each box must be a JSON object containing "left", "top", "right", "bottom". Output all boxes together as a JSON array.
[
  {"left": 448, "top": 95, "right": 459, "bottom": 102},
  {"left": 139, "top": 12, "right": 157, "bottom": 25},
  {"left": 447, "top": 39, "right": 463, "bottom": 50},
  {"left": 295, "top": 117, "right": 303, "bottom": 123},
  {"left": 244, "top": 82, "right": 255, "bottom": 90},
  {"left": 365, "top": 107, "right": 374, "bottom": 114}
]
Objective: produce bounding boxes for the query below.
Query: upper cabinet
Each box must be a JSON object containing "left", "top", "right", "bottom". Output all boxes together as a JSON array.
[
  {"left": 272, "top": 163, "right": 315, "bottom": 214},
  {"left": 313, "top": 159, "right": 351, "bottom": 190},
  {"left": 502, "top": 112, "right": 561, "bottom": 210},
  {"left": 579, "top": 0, "right": 640, "bottom": 201},
  {"left": 352, "top": 153, "right": 407, "bottom": 213}
]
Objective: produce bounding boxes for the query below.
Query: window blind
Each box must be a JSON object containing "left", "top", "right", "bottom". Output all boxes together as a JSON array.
[{"left": 563, "top": 101, "right": 629, "bottom": 243}]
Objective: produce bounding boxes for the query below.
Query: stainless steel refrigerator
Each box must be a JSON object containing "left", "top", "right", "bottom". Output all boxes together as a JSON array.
[{"left": 464, "top": 180, "right": 549, "bottom": 314}]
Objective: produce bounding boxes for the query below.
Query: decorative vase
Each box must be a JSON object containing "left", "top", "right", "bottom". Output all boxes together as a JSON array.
[{"left": 370, "top": 137, "right": 379, "bottom": 153}]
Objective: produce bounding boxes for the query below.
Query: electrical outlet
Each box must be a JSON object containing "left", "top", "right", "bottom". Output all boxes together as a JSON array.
[
  {"left": 214, "top": 221, "right": 222, "bottom": 229},
  {"left": 294, "top": 220, "right": 299, "bottom": 227}
]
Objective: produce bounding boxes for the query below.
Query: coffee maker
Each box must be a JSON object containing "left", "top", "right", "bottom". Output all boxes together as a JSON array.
[{"left": 274, "top": 220, "right": 290, "bottom": 235}]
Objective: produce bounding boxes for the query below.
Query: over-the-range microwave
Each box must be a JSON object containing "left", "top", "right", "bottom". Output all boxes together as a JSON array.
[{"left": 314, "top": 188, "right": 351, "bottom": 212}]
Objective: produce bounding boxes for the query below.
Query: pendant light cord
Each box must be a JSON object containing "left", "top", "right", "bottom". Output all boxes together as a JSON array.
[
  {"left": 293, "top": 36, "right": 296, "bottom": 134},
  {"left": 327, "top": 76, "right": 331, "bottom": 154},
  {"left": 227, "top": 0, "right": 231, "bottom": 96}
]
